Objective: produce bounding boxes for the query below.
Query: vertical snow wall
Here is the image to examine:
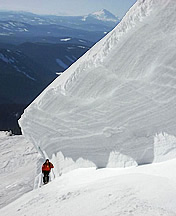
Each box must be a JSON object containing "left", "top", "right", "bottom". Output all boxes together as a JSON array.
[{"left": 19, "top": 0, "right": 176, "bottom": 175}]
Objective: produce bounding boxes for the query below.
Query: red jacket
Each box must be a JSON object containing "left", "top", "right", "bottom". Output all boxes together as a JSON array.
[{"left": 42, "top": 162, "right": 54, "bottom": 172}]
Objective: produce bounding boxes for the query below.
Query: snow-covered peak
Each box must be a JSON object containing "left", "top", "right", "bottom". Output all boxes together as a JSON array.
[
  {"left": 88, "top": 9, "right": 119, "bottom": 22},
  {"left": 81, "top": 9, "right": 119, "bottom": 23}
]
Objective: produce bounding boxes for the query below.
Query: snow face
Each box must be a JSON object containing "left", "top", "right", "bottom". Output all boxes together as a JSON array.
[{"left": 19, "top": 0, "right": 176, "bottom": 174}]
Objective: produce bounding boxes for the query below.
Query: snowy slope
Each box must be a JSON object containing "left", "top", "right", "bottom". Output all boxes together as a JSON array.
[
  {"left": 1, "top": 159, "right": 176, "bottom": 216},
  {"left": 0, "top": 132, "right": 38, "bottom": 208},
  {"left": 19, "top": 0, "right": 176, "bottom": 175}
]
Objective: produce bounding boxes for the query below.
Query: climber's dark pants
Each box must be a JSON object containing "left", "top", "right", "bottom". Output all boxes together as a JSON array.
[{"left": 43, "top": 171, "right": 50, "bottom": 184}]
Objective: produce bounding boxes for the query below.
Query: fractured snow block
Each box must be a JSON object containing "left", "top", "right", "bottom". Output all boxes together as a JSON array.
[
  {"left": 107, "top": 151, "right": 138, "bottom": 168},
  {"left": 51, "top": 152, "right": 96, "bottom": 176},
  {"left": 153, "top": 132, "right": 176, "bottom": 163}
]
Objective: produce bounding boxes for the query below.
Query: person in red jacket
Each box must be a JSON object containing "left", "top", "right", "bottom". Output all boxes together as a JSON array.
[{"left": 42, "top": 159, "right": 54, "bottom": 184}]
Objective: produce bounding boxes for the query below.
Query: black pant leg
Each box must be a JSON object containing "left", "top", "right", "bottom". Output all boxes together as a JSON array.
[{"left": 43, "top": 171, "right": 50, "bottom": 184}]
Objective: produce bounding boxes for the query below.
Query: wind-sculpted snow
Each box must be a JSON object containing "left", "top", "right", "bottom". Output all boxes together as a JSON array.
[
  {"left": 0, "top": 132, "right": 38, "bottom": 208},
  {"left": 19, "top": 0, "right": 176, "bottom": 175}
]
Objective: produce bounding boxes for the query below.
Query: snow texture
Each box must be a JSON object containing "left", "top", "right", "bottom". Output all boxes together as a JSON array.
[
  {"left": 19, "top": 0, "right": 176, "bottom": 175},
  {"left": 1, "top": 159, "right": 176, "bottom": 216},
  {"left": 0, "top": 132, "right": 38, "bottom": 208}
]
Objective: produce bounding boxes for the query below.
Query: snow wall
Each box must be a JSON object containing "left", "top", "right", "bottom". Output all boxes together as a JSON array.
[{"left": 19, "top": 0, "right": 176, "bottom": 176}]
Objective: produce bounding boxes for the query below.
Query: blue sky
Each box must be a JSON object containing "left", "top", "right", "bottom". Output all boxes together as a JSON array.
[{"left": 0, "top": 0, "right": 137, "bottom": 18}]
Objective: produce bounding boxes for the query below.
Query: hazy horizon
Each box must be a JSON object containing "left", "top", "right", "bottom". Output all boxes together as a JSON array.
[{"left": 0, "top": 0, "right": 137, "bottom": 18}]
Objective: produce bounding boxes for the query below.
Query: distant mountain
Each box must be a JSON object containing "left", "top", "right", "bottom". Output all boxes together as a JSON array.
[
  {"left": 0, "top": 41, "right": 91, "bottom": 133},
  {"left": 0, "top": 48, "right": 55, "bottom": 104},
  {"left": 0, "top": 9, "right": 119, "bottom": 34},
  {"left": 0, "top": 9, "right": 119, "bottom": 25},
  {"left": 85, "top": 9, "right": 119, "bottom": 22},
  {"left": 0, "top": 41, "right": 90, "bottom": 104},
  {"left": 0, "top": 20, "right": 106, "bottom": 45},
  {"left": 17, "top": 41, "right": 90, "bottom": 73}
]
